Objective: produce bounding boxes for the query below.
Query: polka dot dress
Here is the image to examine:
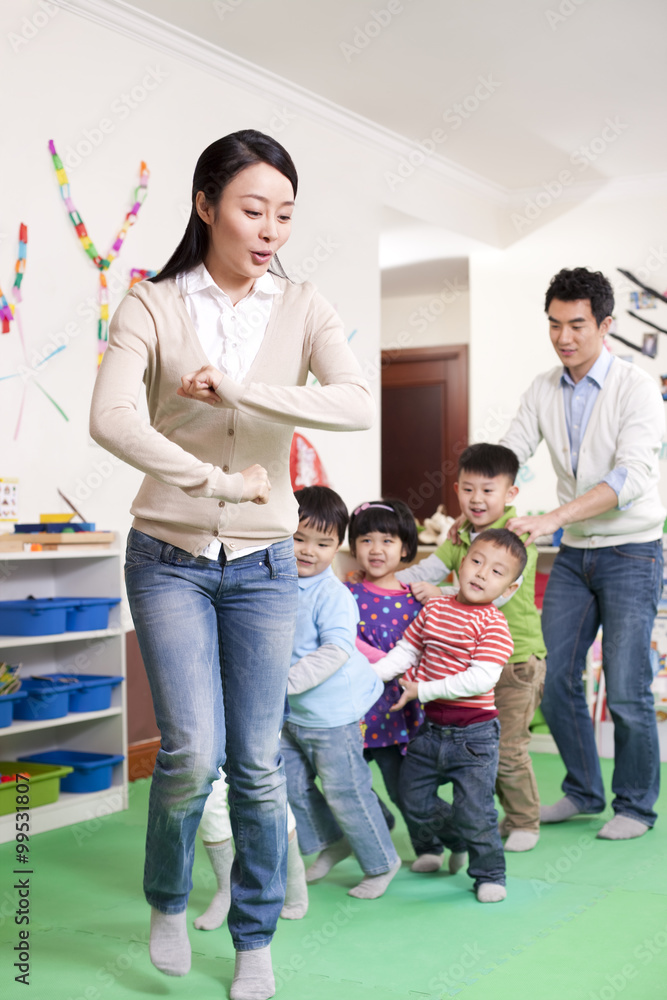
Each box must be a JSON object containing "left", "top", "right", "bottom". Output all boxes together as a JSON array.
[{"left": 347, "top": 580, "right": 424, "bottom": 751}]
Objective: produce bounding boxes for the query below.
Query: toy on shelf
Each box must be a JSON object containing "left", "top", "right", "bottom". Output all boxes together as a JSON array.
[
  {"left": 48, "top": 140, "right": 149, "bottom": 365},
  {"left": 418, "top": 504, "right": 454, "bottom": 546}
]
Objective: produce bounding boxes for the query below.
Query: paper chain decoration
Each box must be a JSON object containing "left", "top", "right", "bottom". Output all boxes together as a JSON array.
[
  {"left": 48, "top": 140, "right": 149, "bottom": 364},
  {"left": 0, "top": 223, "right": 69, "bottom": 438},
  {"left": 0, "top": 223, "right": 27, "bottom": 334},
  {"left": 129, "top": 268, "right": 157, "bottom": 288}
]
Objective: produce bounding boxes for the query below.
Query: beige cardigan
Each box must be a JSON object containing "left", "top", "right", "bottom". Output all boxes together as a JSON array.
[{"left": 90, "top": 276, "right": 375, "bottom": 556}]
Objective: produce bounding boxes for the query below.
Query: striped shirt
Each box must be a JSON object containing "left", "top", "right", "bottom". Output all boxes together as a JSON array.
[{"left": 402, "top": 596, "right": 514, "bottom": 713}]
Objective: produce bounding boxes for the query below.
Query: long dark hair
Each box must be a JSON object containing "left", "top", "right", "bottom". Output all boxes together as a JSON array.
[{"left": 152, "top": 130, "right": 298, "bottom": 284}]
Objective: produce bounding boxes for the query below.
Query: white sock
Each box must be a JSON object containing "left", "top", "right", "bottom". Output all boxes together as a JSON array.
[
  {"left": 448, "top": 851, "right": 468, "bottom": 874},
  {"left": 194, "top": 839, "right": 233, "bottom": 930},
  {"left": 597, "top": 815, "right": 649, "bottom": 840},
  {"left": 504, "top": 829, "right": 539, "bottom": 852},
  {"left": 410, "top": 853, "right": 443, "bottom": 873},
  {"left": 540, "top": 796, "right": 581, "bottom": 823},
  {"left": 348, "top": 857, "right": 401, "bottom": 900},
  {"left": 281, "top": 834, "right": 308, "bottom": 919},
  {"left": 149, "top": 907, "right": 191, "bottom": 976},
  {"left": 306, "top": 836, "right": 351, "bottom": 882},
  {"left": 476, "top": 883, "right": 507, "bottom": 903},
  {"left": 230, "top": 945, "right": 275, "bottom": 1000}
]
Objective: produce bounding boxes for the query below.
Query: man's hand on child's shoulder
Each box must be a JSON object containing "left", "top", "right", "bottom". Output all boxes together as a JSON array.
[
  {"left": 346, "top": 569, "right": 365, "bottom": 584},
  {"left": 447, "top": 513, "right": 465, "bottom": 544},
  {"left": 390, "top": 676, "right": 419, "bottom": 712},
  {"left": 410, "top": 581, "right": 442, "bottom": 603}
]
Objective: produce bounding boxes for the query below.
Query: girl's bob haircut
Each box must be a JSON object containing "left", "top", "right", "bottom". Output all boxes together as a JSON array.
[{"left": 348, "top": 498, "right": 418, "bottom": 563}]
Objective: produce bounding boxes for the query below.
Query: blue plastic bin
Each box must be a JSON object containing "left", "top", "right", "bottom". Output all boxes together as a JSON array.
[
  {"left": 0, "top": 599, "right": 69, "bottom": 636},
  {"left": 63, "top": 598, "right": 121, "bottom": 632},
  {"left": 42, "top": 674, "right": 124, "bottom": 712},
  {"left": 0, "top": 690, "right": 28, "bottom": 728},
  {"left": 13, "top": 677, "right": 82, "bottom": 721},
  {"left": 23, "top": 750, "right": 125, "bottom": 793}
]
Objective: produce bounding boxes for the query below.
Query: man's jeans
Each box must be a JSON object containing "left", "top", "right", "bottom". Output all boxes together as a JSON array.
[
  {"left": 399, "top": 717, "right": 505, "bottom": 888},
  {"left": 281, "top": 719, "right": 399, "bottom": 875},
  {"left": 541, "top": 541, "right": 663, "bottom": 826},
  {"left": 125, "top": 528, "right": 298, "bottom": 950}
]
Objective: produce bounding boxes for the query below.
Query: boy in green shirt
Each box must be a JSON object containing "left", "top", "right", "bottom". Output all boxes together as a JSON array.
[{"left": 396, "top": 443, "right": 547, "bottom": 852}]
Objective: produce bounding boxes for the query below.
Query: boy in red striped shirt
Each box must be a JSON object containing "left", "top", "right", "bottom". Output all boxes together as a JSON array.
[{"left": 373, "top": 528, "right": 526, "bottom": 903}]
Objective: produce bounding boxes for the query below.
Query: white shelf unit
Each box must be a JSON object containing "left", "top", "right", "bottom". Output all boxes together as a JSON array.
[{"left": 0, "top": 544, "right": 127, "bottom": 843}]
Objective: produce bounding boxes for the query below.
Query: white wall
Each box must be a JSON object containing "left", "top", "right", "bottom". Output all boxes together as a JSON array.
[
  {"left": 469, "top": 190, "right": 667, "bottom": 515},
  {"left": 0, "top": 1, "right": 500, "bottom": 539},
  {"left": 380, "top": 289, "right": 470, "bottom": 351}
]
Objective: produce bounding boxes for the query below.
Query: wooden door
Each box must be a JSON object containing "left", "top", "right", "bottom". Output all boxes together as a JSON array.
[{"left": 381, "top": 345, "right": 468, "bottom": 520}]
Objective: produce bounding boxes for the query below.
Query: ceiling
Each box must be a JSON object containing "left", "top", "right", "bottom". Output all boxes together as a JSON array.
[{"left": 120, "top": 0, "right": 667, "bottom": 192}]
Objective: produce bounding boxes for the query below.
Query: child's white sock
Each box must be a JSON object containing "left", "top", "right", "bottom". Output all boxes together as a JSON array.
[
  {"left": 505, "top": 829, "right": 539, "bottom": 852},
  {"left": 194, "top": 839, "right": 233, "bottom": 930},
  {"left": 448, "top": 850, "right": 468, "bottom": 873},
  {"left": 540, "top": 796, "right": 581, "bottom": 823},
  {"left": 410, "top": 853, "right": 443, "bottom": 873},
  {"left": 280, "top": 833, "right": 308, "bottom": 919},
  {"left": 230, "top": 945, "right": 274, "bottom": 1000},
  {"left": 348, "top": 857, "right": 401, "bottom": 899},
  {"left": 306, "top": 836, "right": 351, "bottom": 882},
  {"left": 476, "top": 883, "right": 506, "bottom": 903},
  {"left": 149, "top": 907, "right": 191, "bottom": 975},
  {"left": 596, "top": 815, "right": 649, "bottom": 840}
]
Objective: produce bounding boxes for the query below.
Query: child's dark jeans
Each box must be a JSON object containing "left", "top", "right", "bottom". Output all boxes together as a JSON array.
[{"left": 400, "top": 716, "right": 505, "bottom": 888}]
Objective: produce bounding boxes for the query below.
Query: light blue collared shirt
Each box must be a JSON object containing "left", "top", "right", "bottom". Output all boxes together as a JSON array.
[{"left": 560, "top": 348, "right": 628, "bottom": 502}]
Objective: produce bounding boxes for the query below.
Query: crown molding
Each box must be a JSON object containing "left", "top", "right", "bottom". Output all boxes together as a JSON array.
[{"left": 50, "top": 0, "right": 510, "bottom": 207}]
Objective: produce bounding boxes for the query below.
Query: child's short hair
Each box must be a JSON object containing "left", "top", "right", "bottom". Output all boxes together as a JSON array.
[
  {"left": 472, "top": 527, "right": 527, "bottom": 579},
  {"left": 294, "top": 486, "right": 348, "bottom": 544},
  {"left": 458, "top": 443, "right": 519, "bottom": 483},
  {"left": 348, "top": 498, "right": 418, "bottom": 562}
]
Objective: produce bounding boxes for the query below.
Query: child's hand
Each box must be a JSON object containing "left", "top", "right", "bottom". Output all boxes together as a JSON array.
[
  {"left": 390, "top": 676, "right": 419, "bottom": 711},
  {"left": 447, "top": 513, "right": 466, "bottom": 544},
  {"left": 410, "top": 581, "right": 442, "bottom": 603},
  {"left": 177, "top": 365, "right": 225, "bottom": 406},
  {"left": 346, "top": 569, "right": 365, "bottom": 584}
]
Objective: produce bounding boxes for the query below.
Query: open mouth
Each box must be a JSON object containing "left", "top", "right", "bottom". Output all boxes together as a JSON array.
[{"left": 250, "top": 250, "right": 272, "bottom": 264}]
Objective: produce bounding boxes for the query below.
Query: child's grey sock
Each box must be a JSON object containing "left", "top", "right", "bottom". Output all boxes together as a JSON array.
[
  {"left": 194, "top": 839, "right": 234, "bottom": 930},
  {"left": 306, "top": 836, "right": 351, "bottom": 882},
  {"left": 411, "top": 852, "right": 443, "bottom": 873},
  {"left": 348, "top": 857, "right": 401, "bottom": 899},
  {"left": 504, "top": 829, "right": 539, "bottom": 852},
  {"left": 476, "top": 882, "right": 507, "bottom": 903},
  {"left": 596, "top": 815, "right": 649, "bottom": 840},
  {"left": 149, "top": 907, "right": 191, "bottom": 976},
  {"left": 230, "top": 945, "right": 274, "bottom": 1000},
  {"left": 280, "top": 834, "right": 308, "bottom": 919},
  {"left": 448, "top": 850, "right": 468, "bottom": 873},
  {"left": 540, "top": 796, "right": 581, "bottom": 823}
]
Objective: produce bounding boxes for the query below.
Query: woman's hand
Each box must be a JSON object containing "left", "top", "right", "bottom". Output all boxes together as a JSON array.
[
  {"left": 177, "top": 365, "right": 224, "bottom": 406},
  {"left": 240, "top": 464, "right": 271, "bottom": 504}
]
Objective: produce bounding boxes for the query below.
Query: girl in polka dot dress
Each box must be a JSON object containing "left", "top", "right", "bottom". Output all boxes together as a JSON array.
[{"left": 346, "top": 500, "right": 424, "bottom": 824}]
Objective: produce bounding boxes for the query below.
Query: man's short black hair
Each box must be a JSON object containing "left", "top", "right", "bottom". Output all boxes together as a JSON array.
[
  {"left": 348, "top": 498, "right": 418, "bottom": 562},
  {"left": 471, "top": 527, "right": 527, "bottom": 579},
  {"left": 458, "top": 443, "right": 519, "bottom": 483},
  {"left": 294, "top": 486, "right": 348, "bottom": 544},
  {"left": 545, "top": 267, "right": 614, "bottom": 326}
]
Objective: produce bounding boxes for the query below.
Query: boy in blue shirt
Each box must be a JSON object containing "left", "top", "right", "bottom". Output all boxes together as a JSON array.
[{"left": 281, "top": 486, "right": 401, "bottom": 899}]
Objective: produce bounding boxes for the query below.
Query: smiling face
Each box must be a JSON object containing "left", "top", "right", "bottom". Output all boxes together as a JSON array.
[
  {"left": 457, "top": 537, "right": 520, "bottom": 606},
  {"left": 196, "top": 161, "right": 294, "bottom": 301},
  {"left": 352, "top": 532, "right": 407, "bottom": 589},
  {"left": 293, "top": 518, "right": 340, "bottom": 579},
  {"left": 454, "top": 472, "right": 518, "bottom": 531},
  {"left": 548, "top": 298, "right": 612, "bottom": 383}
]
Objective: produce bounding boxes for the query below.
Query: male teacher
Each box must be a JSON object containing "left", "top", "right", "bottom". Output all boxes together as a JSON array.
[{"left": 503, "top": 267, "right": 665, "bottom": 840}]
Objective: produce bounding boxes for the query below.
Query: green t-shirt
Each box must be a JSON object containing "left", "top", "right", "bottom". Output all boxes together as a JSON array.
[{"left": 433, "top": 506, "right": 547, "bottom": 663}]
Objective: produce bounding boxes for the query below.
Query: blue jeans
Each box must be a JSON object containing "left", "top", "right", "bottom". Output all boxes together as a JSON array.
[
  {"left": 281, "top": 719, "right": 399, "bottom": 875},
  {"left": 399, "top": 718, "right": 505, "bottom": 888},
  {"left": 125, "top": 528, "right": 298, "bottom": 950},
  {"left": 541, "top": 541, "right": 663, "bottom": 826}
]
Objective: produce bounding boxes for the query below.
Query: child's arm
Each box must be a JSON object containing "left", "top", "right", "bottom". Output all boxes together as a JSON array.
[
  {"left": 369, "top": 636, "right": 421, "bottom": 682},
  {"left": 416, "top": 660, "right": 504, "bottom": 703},
  {"left": 355, "top": 635, "right": 386, "bottom": 663},
  {"left": 395, "top": 552, "right": 451, "bottom": 586},
  {"left": 288, "top": 645, "right": 349, "bottom": 694}
]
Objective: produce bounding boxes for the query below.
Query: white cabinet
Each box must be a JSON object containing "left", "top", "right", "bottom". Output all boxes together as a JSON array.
[{"left": 0, "top": 543, "right": 127, "bottom": 843}]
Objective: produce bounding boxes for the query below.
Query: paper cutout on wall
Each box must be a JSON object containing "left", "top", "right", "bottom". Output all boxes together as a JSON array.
[
  {"left": 129, "top": 268, "right": 157, "bottom": 288},
  {"left": 48, "top": 140, "right": 149, "bottom": 365},
  {"left": 0, "top": 224, "right": 69, "bottom": 438},
  {"left": 290, "top": 433, "right": 329, "bottom": 490}
]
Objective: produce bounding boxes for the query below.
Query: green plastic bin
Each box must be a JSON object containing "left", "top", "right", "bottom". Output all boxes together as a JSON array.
[{"left": 0, "top": 761, "right": 74, "bottom": 815}]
